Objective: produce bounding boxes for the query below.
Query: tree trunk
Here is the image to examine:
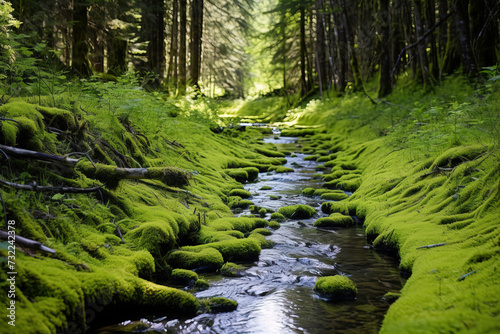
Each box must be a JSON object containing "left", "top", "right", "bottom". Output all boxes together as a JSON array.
[
  {"left": 299, "top": 7, "right": 308, "bottom": 96},
  {"left": 167, "top": 0, "right": 179, "bottom": 89},
  {"left": 72, "top": 1, "right": 92, "bottom": 77},
  {"left": 178, "top": 0, "right": 187, "bottom": 94},
  {"left": 342, "top": 1, "right": 361, "bottom": 91},
  {"left": 424, "top": 0, "right": 439, "bottom": 82},
  {"left": 454, "top": 0, "right": 478, "bottom": 76},
  {"left": 144, "top": 0, "right": 165, "bottom": 78},
  {"left": 414, "top": 0, "right": 430, "bottom": 86},
  {"left": 190, "top": 0, "right": 204, "bottom": 89},
  {"left": 378, "top": 0, "right": 392, "bottom": 97},
  {"left": 316, "top": 0, "right": 327, "bottom": 97},
  {"left": 108, "top": 37, "right": 128, "bottom": 76}
]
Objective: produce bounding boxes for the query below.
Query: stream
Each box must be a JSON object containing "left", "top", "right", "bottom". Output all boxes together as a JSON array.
[{"left": 91, "top": 135, "right": 405, "bottom": 334}]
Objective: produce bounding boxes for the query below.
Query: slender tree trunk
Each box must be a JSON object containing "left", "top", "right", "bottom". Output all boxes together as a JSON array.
[
  {"left": 470, "top": 0, "right": 498, "bottom": 67},
  {"left": 414, "top": 0, "right": 430, "bottom": 86},
  {"left": 299, "top": 7, "right": 308, "bottom": 96},
  {"left": 316, "top": 0, "right": 327, "bottom": 97},
  {"left": 334, "top": 4, "right": 347, "bottom": 92},
  {"left": 72, "top": 1, "right": 92, "bottom": 77},
  {"left": 424, "top": 0, "right": 439, "bottom": 82},
  {"left": 190, "top": 0, "right": 204, "bottom": 89},
  {"left": 167, "top": 0, "right": 179, "bottom": 89},
  {"left": 378, "top": 0, "right": 392, "bottom": 97},
  {"left": 178, "top": 0, "right": 187, "bottom": 94},
  {"left": 454, "top": 0, "right": 478, "bottom": 76},
  {"left": 342, "top": 1, "right": 361, "bottom": 91}
]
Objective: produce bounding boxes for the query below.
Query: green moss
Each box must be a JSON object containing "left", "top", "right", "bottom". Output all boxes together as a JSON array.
[
  {"left": 302, "top": 188, "right": 316, "bottom": 196},
  {"left": 321, "top": 201, "right": 357, "bottom": 216},
  {"left": 268, "top": 166, "right": 294, "bottom": 173},
  {"left": 225, "top": 169, "right": 249, "bottom": 182},
  {"left": 248, "top": 232, "right": 275, "bottom": 249},
  {"left": 167, "top": 248, "right": 224, "bottom": 271},
  {"left": 243, "top": 167, "right": 260, "bottom": 181},
  {"left": 171, "top": 269, "right": 199, "bottom": 285},
  {"left": 221, "top": 262, "right": 246, "bottom": 277},
  {"left": 431, "top": 145, "right": 488, "bottom": 169},
  {"left": 268, "top": 221, "right": 281, "bottom": 229},
  {"left": 260, "top": 186, "right": 272, "bottom": 190},
  {"left": 314, "top": 213, "right": 354, "bottom": 228},
  {"left": 251, "top": 227, "right": 272, "bottom": 236},
  {"left": 255, "top": 147, "right": 286, "bottom": 157},
  {"left": 207, "top": 217, "right": 268, "bottom": 233},
  {"left": 194, "top": 279, "right": 209, "bottom": 290},
  {"left": 127, "top": 221, "right": 175, "bottom": 260},
  {"left": 320, "top": 192, "right": 349, "bottom": 201},
  {"left": 199, "top": 297, "right": 238, "bottom": 313},
  {"left": 278, "top": 204, "right": 316, "bottom": 219},
  {"left": 229, "top": 188, "right": 253, "bottom": 198},
  {"left": 383, "top": 292, "right": 401, "bottom": 304},
  {"left": 303, "top": 155, "right": 319, "bottom": 161},
  {"left": 270, "top": 212, "right": 286, "bottom": 222},
  {"left": 182, "top": 239, "right": 261, "bottom": 262},
  {"left": 314, "top": 275, "right": 357, "bottom": 300}
]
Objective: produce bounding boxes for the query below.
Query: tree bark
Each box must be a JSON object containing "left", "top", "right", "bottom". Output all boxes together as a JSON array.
[
  {"left": 454, "top": 0, "right": 478, "bottom": 76},
  {"left": 299, "top": 7, "right": 308, "bottom": 96},
  {"left": 178, "top": 0, "right": 187, "bottom": 94},
  {"left": 315, "top": 0, "right": 327, "bottom": 97},
  {"left": 378, "top": 0, "right": 392, "bottom": 97},
  {"left": 72, "top": 1, "right": 92, "bottom": 77},
  {"left": 190, "top": 0, "right": 204, "bottom": 89},
  {"left": 167, "top": 0, "right": 179, "bottom": 89},
  {"left": 414, "top": 0, "right": 430, "bottom": 86}
]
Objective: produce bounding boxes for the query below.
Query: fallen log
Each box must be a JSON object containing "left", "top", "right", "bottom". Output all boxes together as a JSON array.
[
  {"left": 416, "top": 243, "right": 447, "bottom": 249},
  {"left": 77, "top": 162, "right": 191, "bottom": 188},
  {"left": 0, "top": 230, "right": 56, "bottom": 254}
]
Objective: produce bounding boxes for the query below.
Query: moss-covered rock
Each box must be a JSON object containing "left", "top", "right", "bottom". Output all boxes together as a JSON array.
[
  {"left": 167, "top": 248, "right": 224, "bottom": 271},
  {"left": 302, "top": 187, "right": 316, "bottom": 196},
  {"left": 278, "top": 204, "right": 316, "bottom": 219},
  {"left": 199, "top": 297, "right": 238, "bottom": 313},
  {"left": 270, "top": 212, "right": 286, "bottom": 222},
  {"left": 229, "top": 188, "right": 253, "bottom": 198},
  {"left": 314, "top": 275, "right": 357, "bottom": 300},
  {"left": 194, "top": 279, "right": 209, "bottom": 290},
  {"left": 251, "top": 227, "right": 272, "bottom": 236},
  {"left": 268, "top": 221, "right": 281, "bottom": 229},
  {"left": 221, "top": 262, "right": 246, "bottom": 277},
  {"left": 320, "top": 192, "right": 349, "bottom": 201},
  {"left": 171, "top": 269, "right": 199, "bottom": 285},
  {"left": 314, "top": 213, "right": 355, "bottom": 228},
  {"left": 268, "top": 166, "right": 294, "bottom": 173},
  {"left": 182, "top": 238, "right": 261, "bottom": 262}
]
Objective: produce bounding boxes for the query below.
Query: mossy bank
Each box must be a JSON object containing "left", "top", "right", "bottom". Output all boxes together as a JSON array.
[
  {"left": 254, "top": 76, "right": 500, "bottom": 333},
  {"left": 0, "top": 89, "right": 287, "bottom": 333}
]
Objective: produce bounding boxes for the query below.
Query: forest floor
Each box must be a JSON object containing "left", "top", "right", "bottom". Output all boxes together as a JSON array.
[{"left": 1, "top": 74, "right": 499, "bottom": 333}]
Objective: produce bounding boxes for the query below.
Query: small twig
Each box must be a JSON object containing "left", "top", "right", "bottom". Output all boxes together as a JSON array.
[
  {"left": 416, "top": 243, "right": 447, "bottom": 249},
  {"left": 112, "top": 220, "right": 125, "bottom": 244},
  {"left": 458, "top": 270, "right": 477, "bottom": 281},
  {"left": 0, "top": 117, "right": 20, "bottom": 124}
]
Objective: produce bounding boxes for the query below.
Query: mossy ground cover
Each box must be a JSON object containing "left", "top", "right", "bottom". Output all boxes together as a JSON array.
[{"left": 0, "top": 85, "right": 285, "bottom": 332}]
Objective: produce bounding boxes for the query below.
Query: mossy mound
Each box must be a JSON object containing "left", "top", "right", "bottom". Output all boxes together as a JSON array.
[
  {"left": 255, "top": 146, "right": 286, "bottom": 158},
  {"left": 278, "top": 204, "right": 316, "bottom": 219},
  {"left": 321, "top": 201, "right": 357, "bottom": 216},
  {"left": 302, "top": 187, "right": 316, "bottom": 196},
  {"left": 320, "top": 192, "right": 349, "bottom": 201},
  {"left": 182, "top": 239, "right": 261, "bottom": 262},
  {"left": 167, "top": 248, "right": 224, "bottom": 271},
  {"left": 199, "top": 297, "right": 238, "bottom": 313},
  {"left": 248, "top": 232, "right": 275, "bottom": 249},
  {"left": 194, "top": 279, "right": 209, "bottom": 290},
  {"left": 229, "top": 188, "right": 253, "bottom": 198},
  {"left": 260, "top": 186, "right": 272, "bottom": 190},
  {"left": 314, "top": 275, "right": 357, "bottom": 300},
  {"left": 383, "top": 292, "right": 401, "bottom": 304},
  {"left": 171, "top": 269, "right": 199, "bottom": 286},
  {"left": 268, "top": 166, "right": 294, "bottom": 173},
  {"left": 268, "top": 221, "right": 281, "bottom": 229},
  {"left": 270, "top": 212, "right": 286, "bottom": 222},
  {"left": 314, "top": 213, "right": 355, "bottom": 228},
  {"left": 251, "top": 227, "right": 272, "bottom": 236},
  {"left": 207, "top": 217, "right": 268, "bottom": 233},
  {"left": 221, "top": 262, "right": 246, "bottom": 277}
]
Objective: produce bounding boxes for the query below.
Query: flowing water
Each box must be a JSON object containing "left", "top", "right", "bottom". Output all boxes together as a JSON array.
[{"left": 91, "top": 136, "right": 405, "bottom": 334}]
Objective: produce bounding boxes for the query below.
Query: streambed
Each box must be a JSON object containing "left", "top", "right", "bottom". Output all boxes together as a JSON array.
[{"left": 91, "top": 136, "right": 404, "bottom": 334}]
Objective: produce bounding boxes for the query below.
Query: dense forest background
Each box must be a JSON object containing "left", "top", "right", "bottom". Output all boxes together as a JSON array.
[{"left": 1, "top": 0, "right": 499, "bottom": 101}]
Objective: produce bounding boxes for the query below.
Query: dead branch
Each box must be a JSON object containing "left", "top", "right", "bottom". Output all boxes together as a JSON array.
[
  {"left": 0, "top": 178, "right": 102, "bottom": 193},
  {"left": 0, "top": 230, "right": 56, "bottom": 253},
  {"left": 0, "top": 144, "right": 79, "bottom": 166},
  {"left": 416, "top": 243, "right": 447, "bottom": 249}
]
